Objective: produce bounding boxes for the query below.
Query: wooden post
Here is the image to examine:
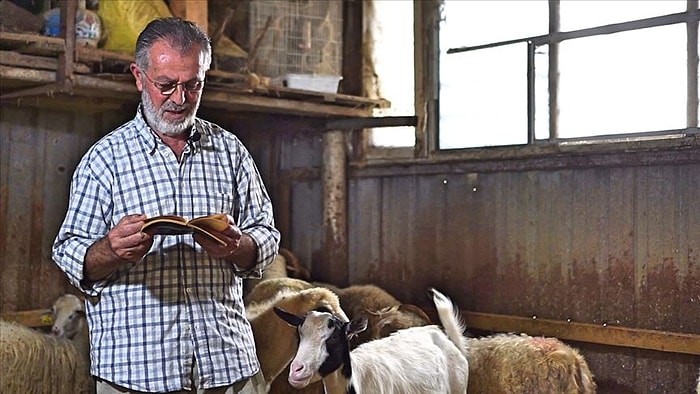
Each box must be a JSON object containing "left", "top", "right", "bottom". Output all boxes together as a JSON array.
[
  {"left": 169, "top": 0, "right": 208, "bottom": 34},
  {"left": 319, "top": 130, "right": 348, "bottom": 286}
]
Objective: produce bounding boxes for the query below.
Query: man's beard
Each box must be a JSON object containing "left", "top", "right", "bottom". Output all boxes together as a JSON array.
[{"left": 141, "top": 90, "right": 199, "bottom": 137}]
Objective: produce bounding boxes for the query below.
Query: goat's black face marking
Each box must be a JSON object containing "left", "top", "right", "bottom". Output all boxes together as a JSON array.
[{"left": 318, "top": 316, "right": 351, "bottom": 378}]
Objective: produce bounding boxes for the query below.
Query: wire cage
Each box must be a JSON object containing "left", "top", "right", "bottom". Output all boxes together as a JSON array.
[{"left": 248, "top": 0, "right": 343, "bottom": 79}]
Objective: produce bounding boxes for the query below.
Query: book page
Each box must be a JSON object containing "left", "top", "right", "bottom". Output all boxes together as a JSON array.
[{"left": 189, "top": 213, "right": 229, "bottom": 232}]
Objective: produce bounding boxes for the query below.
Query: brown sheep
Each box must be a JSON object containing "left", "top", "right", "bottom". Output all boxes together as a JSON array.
[
  {"left": 466, "top": 333, "right": 596, "bottom": 394},
  {"left": 331, "top": 283, "right": 432, "bottom": 349}
]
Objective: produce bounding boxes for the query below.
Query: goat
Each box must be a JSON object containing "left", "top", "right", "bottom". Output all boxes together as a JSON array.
[
  {"left": 275, "top": 288, "right": 469, "bottom": 394},
  {"left": 247, "top": 286, "right": 348, "bottom": 392}
]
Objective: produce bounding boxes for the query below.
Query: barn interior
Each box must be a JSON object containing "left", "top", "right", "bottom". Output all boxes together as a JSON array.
[{"left": 0, "top": 0, "right": 698, "bottom": 393}]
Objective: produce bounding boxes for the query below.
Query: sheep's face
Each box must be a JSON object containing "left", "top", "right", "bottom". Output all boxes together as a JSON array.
[{"left": 51, "top": 294, "right": 86, "bottom": 339}]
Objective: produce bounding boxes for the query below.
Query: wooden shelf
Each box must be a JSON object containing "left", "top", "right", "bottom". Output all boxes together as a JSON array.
[{"left": 0, "top": 31, "right": 389, "bottom": 118}]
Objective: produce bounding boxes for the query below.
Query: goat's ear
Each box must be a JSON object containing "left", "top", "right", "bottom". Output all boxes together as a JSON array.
[
  {"left": 274, "top": 306, "right": 304, "bottom": 327},
  {"left": 346, "top": 315, "right": 368, "bottom": 339}
]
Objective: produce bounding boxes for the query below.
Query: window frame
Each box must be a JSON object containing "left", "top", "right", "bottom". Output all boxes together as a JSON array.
[{"left": 356, "top": 0, "right": 699, "bottom": 167}]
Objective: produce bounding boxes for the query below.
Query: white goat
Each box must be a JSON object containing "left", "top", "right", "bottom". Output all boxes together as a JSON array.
[
  {"left": 247, "top": 286, "right": 349, "bottom": 392},
  {"left": 275, "top": 288, "right": 469, "bottom": 394}
]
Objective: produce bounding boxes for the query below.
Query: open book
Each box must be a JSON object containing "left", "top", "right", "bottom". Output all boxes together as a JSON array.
[{"left": 142, "top": 213, "right": 229, "bottom": 246}]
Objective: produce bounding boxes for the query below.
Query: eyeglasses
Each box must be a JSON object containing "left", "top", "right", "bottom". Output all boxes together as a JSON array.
[{"left": 141, "top": 71, "right": 204, "bottom": 95}]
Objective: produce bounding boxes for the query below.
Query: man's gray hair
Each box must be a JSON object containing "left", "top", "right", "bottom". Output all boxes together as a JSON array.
[{"left": 134, "top": 17, "right": 212, "bottom": 71}]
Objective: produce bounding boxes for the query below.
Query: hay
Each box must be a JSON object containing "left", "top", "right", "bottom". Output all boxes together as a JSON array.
[{"left": 0, "top": 319, "right": 93, "bottom": 394}]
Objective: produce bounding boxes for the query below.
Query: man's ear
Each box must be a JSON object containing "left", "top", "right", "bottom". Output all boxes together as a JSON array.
[{"left": 130, "top": 63, "right": 144, "bottom": 92}]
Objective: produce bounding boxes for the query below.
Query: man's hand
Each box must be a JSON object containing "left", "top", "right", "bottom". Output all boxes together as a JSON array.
[
  {"left": 194, "top": 214, "right": 243, "bottom": 259},
  {"left": 109, "top": 214, "right": 153, "bottom": 262},
  {"left": 84, "top": 214, "right": 153, "bottom": 282}
]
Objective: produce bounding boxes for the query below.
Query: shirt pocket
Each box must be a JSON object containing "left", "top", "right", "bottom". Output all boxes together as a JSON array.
[{"left": 190, "top": 191, "right": 235, "bottom": 219}]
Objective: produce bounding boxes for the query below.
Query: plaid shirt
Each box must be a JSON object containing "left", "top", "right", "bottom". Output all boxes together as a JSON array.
[{"left": 52, "top": 107, "right": 280, "bottom": 392}]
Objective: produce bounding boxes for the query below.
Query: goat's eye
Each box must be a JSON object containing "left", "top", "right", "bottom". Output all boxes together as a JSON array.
[{"left": 327, "top": 331, "right": 340, "bottom": 345}]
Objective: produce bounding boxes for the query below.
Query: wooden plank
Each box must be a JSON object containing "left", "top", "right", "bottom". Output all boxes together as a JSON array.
[
  {"left": 0, "top": 31, "right": 133, "bottom": 64},
  {"left": 0, "top": 50, "right": 91, "bottom": 73},
  {"left": 169, "top": 0, "right": 208, "bottom": 33},
  {"left": 456, "top": 310, "right": 700, "bottom": 356},
  {"left": 1, "top": 309, "right": 53, "bottom": 328}
]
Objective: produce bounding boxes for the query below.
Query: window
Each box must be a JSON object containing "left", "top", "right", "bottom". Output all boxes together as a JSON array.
[
  {"left": 368, "top": 0, "right": 416, "bottom": 148},
  {"left": 369, "top": 0, "right": 698, "bottom": 152}
]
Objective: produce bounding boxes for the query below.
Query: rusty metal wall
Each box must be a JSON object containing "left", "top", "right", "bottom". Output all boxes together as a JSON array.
[
  {"left": 0, "top": 105, "right": 130, "bottom": 313},
  {"left": 343, "top": 165, "right": 700, "bottom": 393}
]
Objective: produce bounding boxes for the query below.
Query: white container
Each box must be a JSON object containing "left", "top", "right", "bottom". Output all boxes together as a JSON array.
[{"left": 272, "top": 73, "right": 342, "bottom": 93}]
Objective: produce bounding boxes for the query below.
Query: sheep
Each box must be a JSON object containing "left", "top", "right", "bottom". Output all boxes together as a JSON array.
[
  {"left": 245, "top": 277, "right": 315, "bottom": 307},
  {"left": 274, "top": 287, "right": 469, "bottom": 394},
  {"left": 243, "top": 247, "right": 312, "bottom": 298},
  {"left": 314, "top": 283, "right": 432, "bottom": 349},
  {"left": 279, "top": 247, "right": 311, "bottom": 281},
  {"left": 243, "top": 250, "right": 289, "bottom": 297},
  {"left": 365, "top": 303, "right": 432, "bottom": 342},
  {"left": 465, "top": 333, "right": 596, "bottom": 394},
  {"left": 50, "top": 294, "right": 89, "bottom": 361},
  {"left": 246, "top": 286, "right": 349, "bottom": 392},
  {"left": 0, "top": 319, "right": 93, "bottom": 394}
]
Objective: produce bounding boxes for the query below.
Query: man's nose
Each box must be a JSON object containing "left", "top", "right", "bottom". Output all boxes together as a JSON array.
[{"left": 169, "top": 85, "right": 187, "bottom": 105}]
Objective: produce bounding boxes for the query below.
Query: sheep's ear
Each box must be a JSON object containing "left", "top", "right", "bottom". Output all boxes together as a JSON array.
[
  {"left": 274, "top": 306, "right": 304, "bottom": 327},
  {"left": 314, "top": 306, "right": 332, "bottom": 314},
  {"left": 398, "top": 304, "right": 432, "bottom": 324},
  {"left": 346, "top": 315, "right": 368, "bottom": 339}
]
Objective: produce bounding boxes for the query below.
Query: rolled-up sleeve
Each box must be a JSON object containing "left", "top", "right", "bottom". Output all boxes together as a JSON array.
[
  {"left": 52, "top": 148, "right": 114, "bottom": 296},
  {"left": 232, "top": 149, "right": 280, "bottom": 278}
]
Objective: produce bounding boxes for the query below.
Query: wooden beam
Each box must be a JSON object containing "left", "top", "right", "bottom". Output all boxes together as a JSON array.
[
  {"left": 169, "top": 0, "right": 208, "bottom": 33},
  {"left": 0, "top": 50, "right": 91, "bottom": 74},
  {"left": 449, "top": 310, "right": 700, "bottom": 356},
  {"left": 1, "top": 309, "right": 53, "bottom": 328}
]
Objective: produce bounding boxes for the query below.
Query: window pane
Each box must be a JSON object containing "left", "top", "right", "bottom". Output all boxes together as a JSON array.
[
  {"left": 444, "top": 0, "right": 548, "bottom": 49},
  {"left": 558, "top": 24, "right": 686, "bottom": 138},
  {"left": 560, "top": 1, "right": 687, "bottom": 32},
  {"left": 440, "top": 0, "right": 546, "bottom": 149},
  {"left": 370, "top": 0, "right": 415, "bottom": 148},
  {"left": 440, "top": 44, "right": 529, "bottom": 149}
]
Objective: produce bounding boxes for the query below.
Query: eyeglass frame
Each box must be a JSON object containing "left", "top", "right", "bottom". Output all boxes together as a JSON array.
[{"left": 140, "top": 69, "right": 205, "bottom": 96}]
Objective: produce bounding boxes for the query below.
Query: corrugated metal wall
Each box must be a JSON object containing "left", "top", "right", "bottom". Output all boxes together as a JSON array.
[
  {"left": 0, "top": 105, "right": 131, "bottom": 312},
  {"left": 344, "top": 165, "right": 700, "bottom": 393}
]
